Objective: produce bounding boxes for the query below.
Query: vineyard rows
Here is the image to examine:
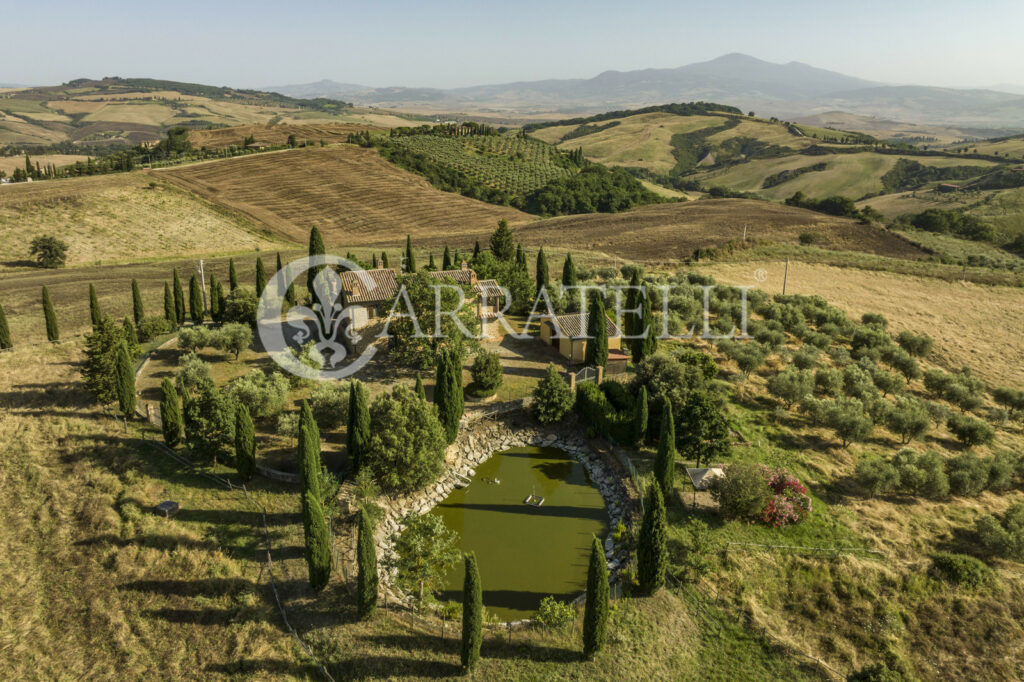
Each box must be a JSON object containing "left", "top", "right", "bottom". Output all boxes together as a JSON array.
[{"left": 389, "top": 134, "right": 576, "bottom": 195}]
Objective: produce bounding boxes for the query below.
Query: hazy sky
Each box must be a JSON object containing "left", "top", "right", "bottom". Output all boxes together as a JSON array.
[{"left": 5, "top": 0, "right": 1023, "bottom": 90}]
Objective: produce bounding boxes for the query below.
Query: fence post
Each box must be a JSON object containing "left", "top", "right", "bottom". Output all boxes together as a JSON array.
[{"left": 567, "top": 370, "right": 576, "bottom": 392}]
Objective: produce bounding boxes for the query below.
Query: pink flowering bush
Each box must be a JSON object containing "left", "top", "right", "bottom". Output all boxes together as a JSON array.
[{"left": 760, "top": 466, "right": 812, "bottom": 527}]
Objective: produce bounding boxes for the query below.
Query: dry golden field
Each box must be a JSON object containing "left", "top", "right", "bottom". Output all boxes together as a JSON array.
[
  {"left": 514, "top": 199, "right": 928, "bottom": 263},
  {"left": 0, "top": 174, "right": 284, "bottom": 271},
  {"left": 158, "top": 146, "right": 532, "bottom": 247},
  {"left": 0, "top": 154, "right": 89, "bottom": 175},
  {"left": 703, "top": 260, "right": 1024, "bottom": 387},
  {"left": 186, "top": 122, "right": 378, "bottom": 149}
]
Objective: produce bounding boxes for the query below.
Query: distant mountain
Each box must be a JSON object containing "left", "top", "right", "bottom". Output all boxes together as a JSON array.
[{"left": 264, "top": 54, "right": 1024, "bottom": 128}]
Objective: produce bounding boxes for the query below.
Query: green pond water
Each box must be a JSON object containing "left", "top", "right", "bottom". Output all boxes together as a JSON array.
[{"left": 431, "top": 446, "right": 609, "bottom": 621}]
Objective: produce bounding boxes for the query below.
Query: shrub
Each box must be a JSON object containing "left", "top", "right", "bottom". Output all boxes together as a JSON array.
[
  {"left": 364, "top": 385, "right": 447, "bottom": 493},
  {"left": 177, "top": 326, "right": 210, "bottom": 352},
  {"left": 710, "top": 462, "right": 770, "bottom": 520},
  {"left": 976, "top": 503, "right": 1024, "bottom": 559},
  {"left": 946, "top": 453, "right": 990, "bottom": 496},
  {"left": 792, "top": 346, "right": 819, "bottom": 370},
  {"left": 761, "top": 468, "right": 812, "bottom": 527},
  {"left": 136, "top": 316, "right": 173, "bottom": 342},
  {"left": 225, "top": 370, "right": 290, "bottom": 420},
  {"left": 947, "top": 413, "right": 995, "bottom": 449},
  {"left": 536, "top": 595, "right": 575, "bottom": 629},
  {"left": 309, "top": 380, "right": 351, "bottom": 430},
  {"left": 221, "top": 287, "right": 258, "bottom": 326},
  {"left": 175, "top": 352, "right": 212, "bottom": 397},
  {"left": 277, "top": 411, "right": 300, "bottom": 440},
  {"left": 893, "top": 450, "right": 949, "bottom": 499},
  {"left": 929, "top": 552, "right": 991, "bottom": 588},
  {"left": 856, "top": 456, "right": 900, "bottom": 497},
  {"left": 469, "top": 349, "right": 503, "bottom": 394},
  {"left": 986, "top": 451, "right": 1019, "bottom": 493},
  {"left": 29, "top": 235, "right": 68, "bottom": 268},
  {"left": 533, "top": 364, "right": 574, "bottom": 424}
]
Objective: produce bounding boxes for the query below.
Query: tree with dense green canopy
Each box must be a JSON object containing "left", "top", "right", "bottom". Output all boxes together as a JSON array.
[
  {"left": 442, "top": 245, "right": 452, "bottom": 271},
  {"left": 414, "top": 372, "right": 426, "bottom": 400},
  {"left": 460, "top": 552, "right": 483, "bottom": 669},
  {"left": 0, "top": 302, "right": 11, "bottom": 350},
  {"left": 188, "top": 275, "right": 204, "bottom": 324},
  {"left": 88, "top": 283, "right": 102, "bottom": 330},
  {"left": 515, "top": 243, "right": 526, "bottom": 272},
  {"left": 83, "top": 317, "right": 125, "bottom": 403},
  {"left": 654, "top": 400, "right": 676, "bottom": 499},
  {"left": 183, "top": 379, "right": 235, "bottom": 462},
  {"left": 29, "top": 235, "right": 68, "bottom": 268},
  {"left": 347, "top": 380, "right": 371, "bottom": 474},
  {"left": 523, "top": 165, "right": 661, "bottom": 216},
  {"left": 678, "top": 390, "right": 731, "bottom": 466},
  {"left": 427, "top": 253, "right": 436, "bottom": 270},
  {"left": 434, "top": 348, "right": 464, "bottom": 443},
  {"left": 41, "top": 287, "right": 59, "bottom": 341},
  {"left": 535, "top": 247, "right": 550, "bottom": 293},
  {"left": 357, "top": 506, "right": 378, "bottom": 619},
  {"left": 115, "top": 341, "right": 135, "bottom": 417},
  {"left": 121, "top": 317, "right": 139, "bottom": 358},
  {"left": 381, "top": 251, "right": 390, "bottom": 269},
  {"left": 131, "top": 279, "right": 144, "bottom": 325},
  {"left": 365, "top": 385, "right": 448, "bottom": 492},
  {"left": 163, "top": 282, "right": 174, "bottom": 323},
  {"left": 630, "top": 279, "right": 657, "bottom": 364},
  {"left": 472, "top": 240, "right": 481, "bottom": 261},
  {"left": 228, "top": 258, "right": 238, "bottom": 291},
  {"left": 172, "top": 269, "right": 185, "bottom": 325},
  {"left": 638, "top": 483, "right": 667, "bottom": 594},
  {"left": 298, "top": 401, "right": 331, "bottom": 591},
  {"left": 404, "top": 234, "right": 416, "bottom": 273},
  {"left": 307, "top": 227, "right": 326, "bottom": 295},
  {"left": 255, "top": 256, "right": 267, "bottom": 297},
  {"left": 533, "top": 363, "right": 574, "bottom": 424},
  {"left": 583, "top": 535, "right": 609, "bottom": 658},
  {"left": 584, "top": 294, "right": 609, "bottom": 368},
  {"left": 469, "top": 349, "right": 503, "bottom": 395},
  {"left": 208, "top": 276, "right": 222, "bottom": 322},
  {"left": 160, "top": 377, "right": 182, "bottom": 447},
  {"left": 234, "top": 402, "right": 256, "bottom": 481},
  {"left": 489, "top": 219, "right": 515, "bottom": 261}
]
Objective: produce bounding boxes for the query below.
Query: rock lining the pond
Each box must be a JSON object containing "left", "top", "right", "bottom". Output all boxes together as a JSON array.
[{"left": 361, "top": 411, "right": 635, "bottom": 620}]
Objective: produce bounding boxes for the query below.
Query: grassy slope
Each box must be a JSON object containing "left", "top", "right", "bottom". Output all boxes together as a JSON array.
[{"left": 0, "top": 174, "right": 286, "bottom": 272}]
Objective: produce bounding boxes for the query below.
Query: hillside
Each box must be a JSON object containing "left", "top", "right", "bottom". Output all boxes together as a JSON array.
[
  {"left": 157, "top": 145, "right": 532, "bottom": 247},
  {"left": 0, "top": 77, "right": 397, "bottom": 148},
  {"left": 0, "top": 173, "right": 283, "bottom": 271}
]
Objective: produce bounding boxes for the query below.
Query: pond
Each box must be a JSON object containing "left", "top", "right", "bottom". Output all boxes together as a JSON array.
[{"left": 431, "top": 446, "right": 609, "bottom": 621}]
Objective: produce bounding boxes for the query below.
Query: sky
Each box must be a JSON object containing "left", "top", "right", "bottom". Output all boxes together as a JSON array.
[{"left": 4, "top": 0, "right": 1024, "bottom": 90}]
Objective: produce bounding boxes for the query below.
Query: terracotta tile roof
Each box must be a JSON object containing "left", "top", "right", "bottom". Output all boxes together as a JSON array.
[
  {"left": 474, "top": 279, "right": 504, "bottom": 298},
  {"left": 340, "top": 268, "right": 399, "bottom": 305},
  {"left": 545, "top": 312, "right": 622, "bottom": 339},
  {"left": 429, "top": 269, "right": 476, "bottom": 285}
]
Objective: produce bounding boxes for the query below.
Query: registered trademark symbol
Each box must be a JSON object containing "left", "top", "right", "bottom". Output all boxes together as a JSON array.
[{"left": 754, "top": 268, "right": 768, "bottom": 282}]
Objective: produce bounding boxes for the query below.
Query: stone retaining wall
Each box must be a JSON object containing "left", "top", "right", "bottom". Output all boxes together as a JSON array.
[{"left": 359, "top": 410, "right": 635, "bottom": 624}]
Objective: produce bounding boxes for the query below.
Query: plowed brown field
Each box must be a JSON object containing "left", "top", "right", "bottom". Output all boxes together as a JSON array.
[{"left": 158, "top": 146, "right": 532, "bottom": 247}]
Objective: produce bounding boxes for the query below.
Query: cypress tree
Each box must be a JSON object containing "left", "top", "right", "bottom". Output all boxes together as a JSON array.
[
  {"left": 188, "top": 274, "right": 204, "bottom": 324},
  {"left": 0, "top": 302, "right": 11, "bottom": 350},
  {"left": 623, "top": 271, "right": 641, "bottom": 338},
  {"left": 209, "top": 276, "right": 222, "bottom": 322},
  {"left": 88, "top": 283, "right": 102, "bottom": 329},
  {"left": 562, "top": 253, "right": 577, "bottom": 287},
  {"left": 275, "top": 251, "right": 284, "bottom": 276},
  {"left": 460, "top": 552, "right": 483, "bottom": 670},
  {"left": 414, "top": 372, "right": 426, "bottom": 401},
  {"left": 631, "top": 283, "right": 657, "bottom": 364},
  {"left": 404, "top": 235, "right": 416, "bottom": 273},
  {"left": 160, "top": 377, "right": 182, "bottom": 447},
  {"left": 434, "top": 349, "right": 463, "bottom": 443},
  {"left": 347, "top": 381, "right": 370, "bottom": 475},
  {"left": 654, "top": 401, "right": 676, "bottom": 500},
  {"left": 255, "top": 256, "right": 267, "bottom": 297},
  {"left": 583, "top": 535, "right": 609, "bottom": 658},
  {"left": 228, "top": 258, "right": 238, "bottom": 291},
  {"left": 298, "top": 401, "right": 331, "bottom": 591},
  {"left": 42, "top": 286, "right": 59, "bottom": 341},
  {"left": 381, "top": 251, "right": 389, "bottom": 269},
  {"left": 638, "top": 483, "right": 667, "bottom": 594},
  {"left": 489, "top": 219, "right": 514, "bottom": 261},
  {"left": 472, "top": 240, "right": 480, "bottom": 261},
  {"left": 428, "top": 253, "right": 436, "bottom": 270},
  {"left": 131, "top": 278, "right": 144, "bottom": 325},
  {"left": 115, "top": 341, "right": 136, "bottom": 417},
  {"left": 515, "top": 243, "right": 526, "bottom": 273},
  {"left": 453, "top": 249, "right": 461, "bottom": 266},
  {"left": 442, "top": 245, "right": 452, "bottom": 270},
  {"left": 356, "top": 506, "right": 378, "bottom": 619},
  {"left": 632, "top": 385, "right": 649, "bottom": 446},
  {"left": 163, "top": 282, "right": 173, "bottom": 322},
  {"left": 308, "top": 226, "right": 326, "bottom": 293},
  {"left": 536, "top": 247, "right": 549, "bottom": 293},
  {"left": 122, "top": 317, "right": 139, "bottom": 356},
  {"left": 372, "top": 252, "right": 378, "bottom": 269},
  {"left": 235, "top": 402, "right": 256, "bottom": 481},
  {"left": 584, "top": 294, "right": 609, "bottom": 368},
  {"left": 172, "top": 268, "right": 185, "bottom": 325}
]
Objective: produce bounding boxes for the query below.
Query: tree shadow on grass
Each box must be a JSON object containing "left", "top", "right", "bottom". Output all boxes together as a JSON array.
[{"left": 204, "top": 659, "right": 325, "bottom": 677}]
